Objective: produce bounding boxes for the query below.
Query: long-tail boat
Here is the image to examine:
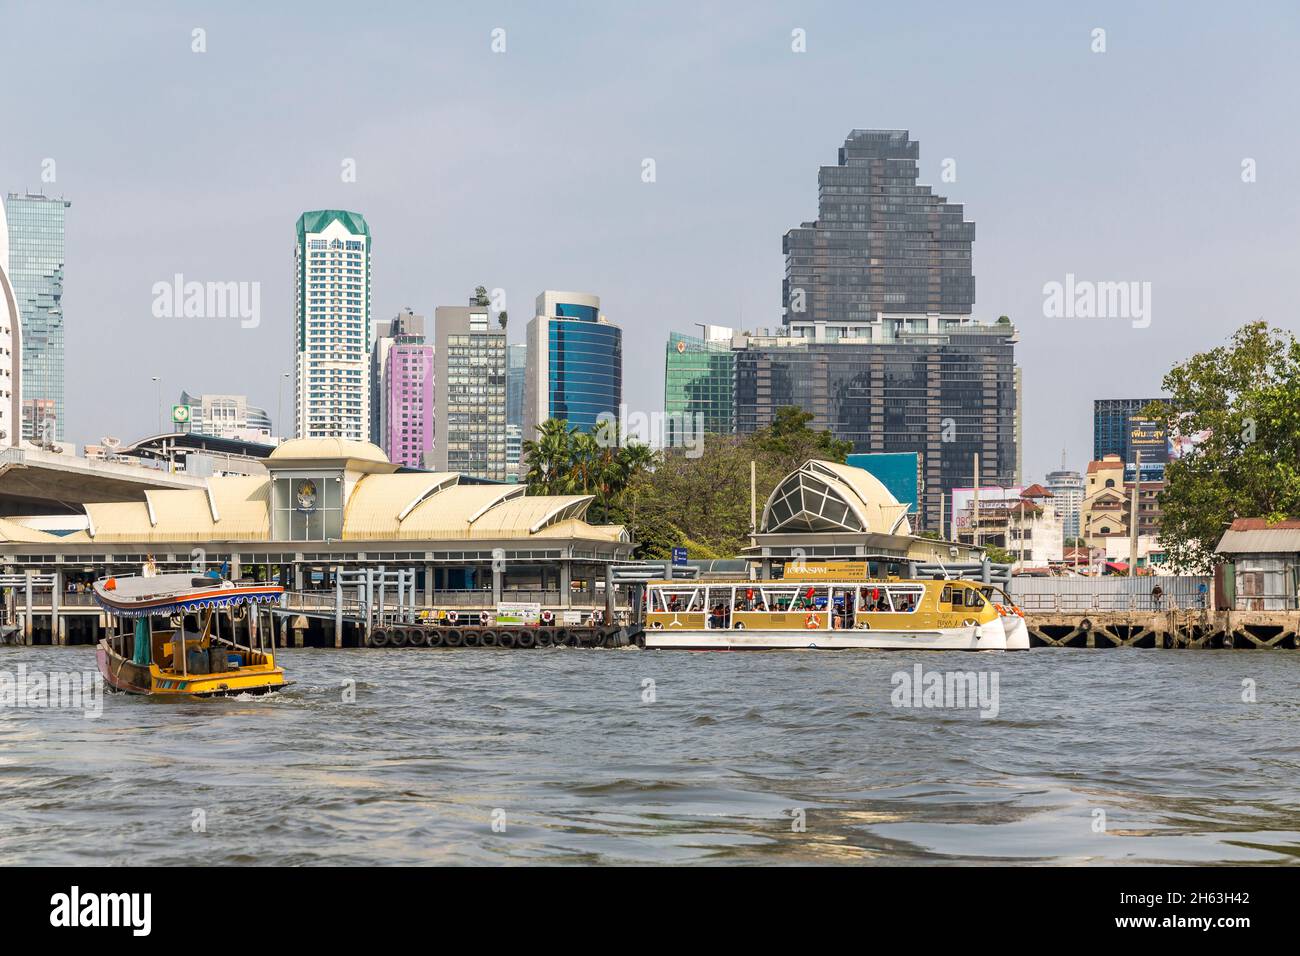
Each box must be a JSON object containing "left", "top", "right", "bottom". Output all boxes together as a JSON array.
[{"left": 94, "top": 572, "right": 289, "bottom": 697}]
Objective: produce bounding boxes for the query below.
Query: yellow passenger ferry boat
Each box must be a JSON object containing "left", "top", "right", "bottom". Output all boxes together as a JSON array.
[
  {"left": 94, "top": 572, "right": 290, "bottom": 697},
  {"left": 642, "top": 563, "right": 1029, "bottom": 651}
]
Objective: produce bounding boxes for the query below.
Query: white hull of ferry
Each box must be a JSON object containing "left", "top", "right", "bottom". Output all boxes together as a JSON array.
[
  {"left": 1003, "top": 615, "right": 1031, "bottom": 650},
  {"left": 644, "top": 622, "right": 1013, "bottom": 651}
]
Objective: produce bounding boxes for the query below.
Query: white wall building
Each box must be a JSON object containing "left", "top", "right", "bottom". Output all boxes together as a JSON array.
[
  {"left": 177, "top": 391, "right": 274, "bottom": 442},
  {"left": 294, "top": 210, "right": 371, "bottom": 441},
  {"left": 1009, "top": 484, "right": 1065, "bottom": 568}
]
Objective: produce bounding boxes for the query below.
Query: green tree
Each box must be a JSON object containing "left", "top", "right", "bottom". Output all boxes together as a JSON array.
[
  {"left": 524, "top": 407, "right": 860, "bottom": 558},
  {"left": 625, "top": 434, "right": 755, "bottom": 558},
  {"left": 982, "top": 545, "right": 1016, "bottom": 565},
  {"left": 522, "top": 419, "right": 577, "bottom": 494},
  {"left": 472, "top": 285, "right": 490, "bottom": 306},
  {"left": 522, "top": 417, "right": 659, "bottom": 522},
  {"left": 751, "top": 406, "right": 853, "bottom": 478},
  {"left": 1145, "top": 321, "right": 1300, "bottom": 571}
]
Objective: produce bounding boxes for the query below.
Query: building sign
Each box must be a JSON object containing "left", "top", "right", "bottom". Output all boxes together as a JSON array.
[
  {"left": 1127, "top": 416, "right": 1169, "bottom": 464},
  {"left": 171, "top": 404, "right": 191, "bottom": 425},
  {"left": 950, "top": 487, "right": 1024, "bottom": 530},
  {"left": 784, "top": 561, "right": 871, "bottom": 580}
]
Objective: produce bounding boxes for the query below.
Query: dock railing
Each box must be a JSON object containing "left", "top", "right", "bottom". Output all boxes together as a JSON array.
[{"left": 1010, "top": 575, "right": 1213, "bottom": 613}]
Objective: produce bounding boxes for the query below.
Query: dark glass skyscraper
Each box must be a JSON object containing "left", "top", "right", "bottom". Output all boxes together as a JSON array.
[
  {"left": 1093, "top": 397, "right": 1170, "bottom": 480},
  {"left": 783, "top": 129, "right": 974, "bottom": 324},
  {"left": 734, "top": 319, "right": 1018, "bottom": 533},
  {"left": 726, "top": 129, "right": 1014, "bottom": 535}
]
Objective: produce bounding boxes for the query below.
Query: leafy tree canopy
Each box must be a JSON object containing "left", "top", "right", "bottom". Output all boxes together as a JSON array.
[
  {"left": 1144, "top": 321, "right": 1300, "bottom": 571},
  {"left": 522, "top": 407, "right": 854, "bottom": 558}
]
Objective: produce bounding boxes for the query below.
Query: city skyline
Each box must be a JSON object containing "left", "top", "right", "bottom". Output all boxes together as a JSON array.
[{"left": 2, "top": 2, "right": 1297, "bottom": 481}]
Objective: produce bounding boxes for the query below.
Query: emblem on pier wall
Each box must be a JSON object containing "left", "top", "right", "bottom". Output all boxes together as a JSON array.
[{"left": 295, "top": 479, "right": 318, "bottom": 512}]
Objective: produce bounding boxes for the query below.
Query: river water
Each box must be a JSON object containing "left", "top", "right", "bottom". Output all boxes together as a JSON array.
[{"left": 1, "top": 646, "right": 1298, "bottom": 865}]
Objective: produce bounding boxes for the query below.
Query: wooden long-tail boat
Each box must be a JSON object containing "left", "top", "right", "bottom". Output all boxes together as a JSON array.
[{"left": 94, "top": 572, "right": 289, "bottom": 697}]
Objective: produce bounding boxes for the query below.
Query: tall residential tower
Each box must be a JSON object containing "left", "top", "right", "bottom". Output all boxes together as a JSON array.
[
  {"left": 294, "top": 210, "right": 371, "bottom": 441},
  {"left": 433, "top": 303, "right": 506, "bottom": 480}
]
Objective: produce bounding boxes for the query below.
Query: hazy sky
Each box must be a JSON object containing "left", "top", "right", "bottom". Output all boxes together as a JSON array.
[{"left": 3, "top": 1, "right": 1297, "bottom": 481}]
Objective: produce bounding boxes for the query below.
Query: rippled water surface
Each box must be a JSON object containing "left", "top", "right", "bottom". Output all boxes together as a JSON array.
[{"left": 1, "top": 646, "right": 1298, "bottom": 865}]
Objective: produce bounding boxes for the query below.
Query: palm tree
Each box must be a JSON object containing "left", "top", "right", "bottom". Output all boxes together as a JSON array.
[
  {"left": 522, "top": 419, "right": 576, "bottom": 494},
  {"left": 567, "top": 431, "right": 601, "bottom": 495}
]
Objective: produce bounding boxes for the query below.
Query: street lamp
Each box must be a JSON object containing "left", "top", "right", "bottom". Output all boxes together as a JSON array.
[
  {"left": 151, "top": 376, "right": 161, "bottom": 434},
  {"left": 276, "top": 371, "right": 290, "bottom": 443}
]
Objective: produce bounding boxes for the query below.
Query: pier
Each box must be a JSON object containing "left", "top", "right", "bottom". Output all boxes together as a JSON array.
[{"left": 1025, "top": 610, "right": 1299, "bottom": 649}]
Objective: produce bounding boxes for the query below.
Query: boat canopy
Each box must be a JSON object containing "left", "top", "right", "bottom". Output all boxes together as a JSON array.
[{"left": 93, "top": 572, "right": 284, "bottom": 618}]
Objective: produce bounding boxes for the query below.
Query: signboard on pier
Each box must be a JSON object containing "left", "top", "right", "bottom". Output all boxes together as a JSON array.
[{"left": 494, "top": 602, "right": 540, "bottom": 626}]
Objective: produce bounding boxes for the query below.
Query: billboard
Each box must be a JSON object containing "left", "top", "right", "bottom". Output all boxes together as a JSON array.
[
  {"left": 845, "top": 453, "right": 920, "bottom": 514},
  {"left": 950, "top": 486, "right": 1024, "bottom": 531},
  {"left": 1127, "top": 415, "right": 1168, "bottom": 464}
]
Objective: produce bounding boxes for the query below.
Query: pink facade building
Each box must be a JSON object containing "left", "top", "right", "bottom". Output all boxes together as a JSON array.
[{"left": 383, "top": 343, "right": 434, "bottom": 467}]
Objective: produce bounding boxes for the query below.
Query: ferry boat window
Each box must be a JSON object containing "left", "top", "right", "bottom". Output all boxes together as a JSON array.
[
  {"left": 964, "top": 588, "right": 987, "bottom": 608},
  {"left": 760, "top": 587, "right": 798, "bottom": 610},
  {"left": 657, "top": 588, "right": 701, "bottom": 612},
  {"left": 704, "top": 586, "right": 735, "bottom": 610},
  {"left": 889, "top": 586, "right": 924, "bottom": 612},
  {"left": 940, "top": 586, "right": 955, "bottom": 606},
  {"left": 858, "top": 587, "right": 893, "bottom": 612}
]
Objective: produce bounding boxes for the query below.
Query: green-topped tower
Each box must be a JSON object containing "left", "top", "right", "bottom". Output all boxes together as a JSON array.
[{"left": 294, "top": 210, "right": 372, "bottom": 440}]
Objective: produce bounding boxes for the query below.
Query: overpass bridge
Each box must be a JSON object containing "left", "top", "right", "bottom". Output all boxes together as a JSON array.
[{"left": 0, "top": 446, "right": 204, "bottom": 516}]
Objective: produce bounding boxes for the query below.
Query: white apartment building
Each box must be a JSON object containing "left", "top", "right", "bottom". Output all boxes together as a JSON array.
[
  {"left": 177, "top": 390, "right": 274, "bottom": 442},
  {"left": 1046, "top": 467, "right": 1084, "bottom": 540},
  {"left": 294, "top": 210, "right": 371, "bottom": 441}
]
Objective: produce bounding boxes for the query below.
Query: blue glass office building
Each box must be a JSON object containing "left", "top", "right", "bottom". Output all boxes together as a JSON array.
[
  {"left": 547, "top": 318, "right": 621, "bottom": 430},
  {"left": 5, "top": 193, "right": 70, "bottom": 440},
  {"left": 524, "top": 292, "right": 622, "bottom": 438}
]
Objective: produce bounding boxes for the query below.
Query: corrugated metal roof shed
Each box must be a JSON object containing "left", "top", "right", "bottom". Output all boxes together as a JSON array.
[{"left": 1216, "top": 527, "right": 1300, "bottom": 554}]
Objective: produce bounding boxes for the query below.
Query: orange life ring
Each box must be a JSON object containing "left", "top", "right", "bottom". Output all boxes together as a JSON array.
[{"left": 804, "top": 613, "right": 820, "bottom": 629}]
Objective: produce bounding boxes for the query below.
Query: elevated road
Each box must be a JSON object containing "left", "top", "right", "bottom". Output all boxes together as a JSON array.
[{"left": 0, "top": 446, "right": 204, "bottom": 515}]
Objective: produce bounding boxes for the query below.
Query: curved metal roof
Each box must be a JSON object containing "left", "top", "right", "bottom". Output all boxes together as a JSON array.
[
  {"left": 269, "top": 437, "right": 389, "bottom": 464},
  {"left": 760, "top": 460, "right": 912, "bottom": 536}
]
